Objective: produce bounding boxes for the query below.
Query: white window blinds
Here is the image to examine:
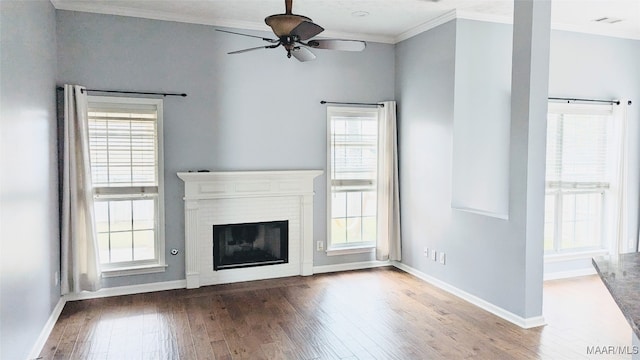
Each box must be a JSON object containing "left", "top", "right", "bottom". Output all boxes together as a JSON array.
[
  {"left": 545, "top": 103, "right": 613, "bottom": 188},
  {"left": 330, "top": 114, "right": 378, "bottom": 185},
  {"left": 88, "top": 104, "right": 158, "bottom": 188}
]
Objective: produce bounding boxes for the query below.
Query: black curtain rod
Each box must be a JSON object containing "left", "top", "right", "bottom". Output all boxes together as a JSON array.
[
  {"left": 321, "top": 101, "right": 384, "bottom": 107},
  {"left": 548, "top": 97, "right": 622, "bottom": 105},
  {"left": 56, "top": 86, "right": 187, "bottom": 97}
]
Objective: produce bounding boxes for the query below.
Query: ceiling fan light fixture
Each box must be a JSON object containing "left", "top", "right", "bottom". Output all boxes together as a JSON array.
[{"left": 265, "top": 14, "right": 311, "bottom": 37}]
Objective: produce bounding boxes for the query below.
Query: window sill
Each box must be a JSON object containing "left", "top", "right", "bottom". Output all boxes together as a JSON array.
[
  {"left": 544, "top": 249, "right": 609, "bottom": 263},
  {"left": 326, "top": 245, "right": 375, "bottom": 256},
  {"left": 101, "top": 264, "right": 168, "bottom": 278}
]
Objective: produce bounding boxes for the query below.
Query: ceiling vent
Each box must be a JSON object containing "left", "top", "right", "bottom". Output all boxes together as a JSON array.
[{"left": 594, "top": 17, "right": 623, "bottom": 24}]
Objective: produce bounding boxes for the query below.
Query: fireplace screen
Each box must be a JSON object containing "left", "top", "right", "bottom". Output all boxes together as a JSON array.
[{"left": 213, "top": 220, "right": 288, "bottom": 270}]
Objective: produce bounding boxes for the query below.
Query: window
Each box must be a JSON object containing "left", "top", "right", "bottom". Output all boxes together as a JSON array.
[
  {"left": 327, "top": 107, "right": 379, "bottom": 253},
  {"left": 543, "top": 102, "right": 616, "bottom": 254},
  {"left": 87, "top": 96, "right": 166, "bottom": 276}
]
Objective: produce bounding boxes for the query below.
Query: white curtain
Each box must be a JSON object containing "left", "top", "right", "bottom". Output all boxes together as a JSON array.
[
  {"left": 376, "top": 101, "right": 401, "bottom": 261},
  {"left": 612, "top": 101, "right": 631, "bottom": 254},
  {"left": 61, "top": 84, "right": 101, "bottom": 294}
]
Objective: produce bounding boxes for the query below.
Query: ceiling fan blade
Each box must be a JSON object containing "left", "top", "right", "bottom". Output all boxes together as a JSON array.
[
  {"left": 216, "top": 29, "right": 279, "bottom": 43},
  {"left": 229, "top": 44, "right": 280, "bottom": 54},
  {"left": 291, "top": 47, "right": 316, "bottom": 62},
  {"left": 290, "top": 21, "right": 324, "bottom": 41},
  {"left": 306, "top": 39, "right": 366, "bottom": 51}
]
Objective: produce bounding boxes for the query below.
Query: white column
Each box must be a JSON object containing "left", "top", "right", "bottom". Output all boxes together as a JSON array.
[
  {"left": 184, "top": 200, "right": 200, "bottom": 288},
  {"left": 509, "top": 0, "right": 551, "bottom": 321}
]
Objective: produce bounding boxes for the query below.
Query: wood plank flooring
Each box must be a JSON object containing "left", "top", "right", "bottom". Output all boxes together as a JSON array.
[{"left": 38, "top": 267, "right": 632, "bottom": 359}]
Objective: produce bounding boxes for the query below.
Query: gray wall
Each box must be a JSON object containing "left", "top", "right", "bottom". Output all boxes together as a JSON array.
[
  {"left": 396, "top": 17, "right": 639, "bottom": 318},
  {"left": 396, "top": 19, "right": 534, "bottom": 317},
  {"left": 0, "top": 1, "right": 60, "bottom": 359},
  {"left": 56, "top": 10, "right": 395, "bottom": 287}
]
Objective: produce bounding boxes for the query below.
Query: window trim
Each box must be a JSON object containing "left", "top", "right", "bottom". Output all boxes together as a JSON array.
[
  {"left": 326, "top": 106, "right": 379, "bottom": 253},
  {"left": 325, "top": 245, "right": 375, "bottom": 257},
  {"left": 87, "top": 95, "right": 166, "bottom": 276}
]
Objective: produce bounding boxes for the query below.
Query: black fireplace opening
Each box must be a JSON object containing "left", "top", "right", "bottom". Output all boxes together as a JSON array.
[{"left": 213, "top": 220, "right": 288, "bottom": 270}]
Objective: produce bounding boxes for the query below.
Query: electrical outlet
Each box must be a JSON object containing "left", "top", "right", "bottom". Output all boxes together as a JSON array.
[
  {"left": 431, "top": 250, "right": 437, "bottom": 262},
  {"left": 54, "top": 271, "right": 59, "bottom": 286},
  {"left": 424, "top": 247, "right": 429, "bottom": 257},
  {"left": 439, "top": 252, "right": 446, "bottom": 265},
  {"left": 317, "top": 241, "right": 324, "bottom": 251}
]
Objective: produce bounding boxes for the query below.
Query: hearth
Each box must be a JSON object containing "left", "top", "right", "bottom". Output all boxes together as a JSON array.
[{"left": 213, "top": 220, "right": 288, "bottom": 270}]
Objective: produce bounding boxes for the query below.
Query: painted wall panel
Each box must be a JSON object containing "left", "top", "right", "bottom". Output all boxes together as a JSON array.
[{"left": 452, "top": 20, "right": 512, "bottom": 219}]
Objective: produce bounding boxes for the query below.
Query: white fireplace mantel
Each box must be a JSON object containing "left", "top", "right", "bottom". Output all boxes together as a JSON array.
[{"left": 177, "top": 170, "right": 322, "bottom": 288}]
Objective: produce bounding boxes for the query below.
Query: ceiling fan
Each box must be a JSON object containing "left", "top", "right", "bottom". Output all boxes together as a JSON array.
[{"left": 217, "top": 0, "right": 366, "bottom": 62}]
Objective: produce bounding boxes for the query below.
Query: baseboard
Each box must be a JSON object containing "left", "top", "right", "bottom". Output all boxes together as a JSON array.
[
  {"left": 392, "top": 261, "right": 546, "bottom": 329},
  {"left": 62, "top": 262, "right": 394, "bottom": 300},
  {"left": 543, "top": 267, "right": 597, "bottom": 281},
  {"left": 313, "top": 260, "right": 392, "bottom": 274},
  {"left": 27, "top": 297, "right": 66, "bottom": 360},
  {"left": 63, "top": 279, "right": 187, "bottom": 301}
]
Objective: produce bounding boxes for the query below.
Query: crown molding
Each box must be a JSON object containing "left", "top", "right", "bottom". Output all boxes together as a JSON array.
[
  {"left": 51, "top": 0, "right": 640, "bottom": 43},
  {"left": 51, "top": 0, "right": 267, "bottom": 31},
  {"left": 50, "top": 0, "right": 395, "bottom": 44},
  {"left": 394, "top": 9, "right": 457, "bottom": 43},
  {"left": 456, "top": 10, "right": 513, "bottom": 25}
]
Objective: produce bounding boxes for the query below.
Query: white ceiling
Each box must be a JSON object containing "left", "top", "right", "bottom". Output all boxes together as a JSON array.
[{"left": 51, "top": 0, "right": 640, "bottom": 43}]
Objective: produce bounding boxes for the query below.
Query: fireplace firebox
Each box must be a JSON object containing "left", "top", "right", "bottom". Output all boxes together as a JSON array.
[{"left": 213, "top": 220, "right": 288, "bottom": 270}]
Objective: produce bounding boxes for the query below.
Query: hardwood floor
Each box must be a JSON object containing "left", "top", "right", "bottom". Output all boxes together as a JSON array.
[{"left": 39, "top": 267, "right": 631, "bottom": 359}]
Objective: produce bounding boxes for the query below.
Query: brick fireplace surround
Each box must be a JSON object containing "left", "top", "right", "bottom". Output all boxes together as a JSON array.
[{"left": 177, "top": 170, "right": 322, "bottom": 288}]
